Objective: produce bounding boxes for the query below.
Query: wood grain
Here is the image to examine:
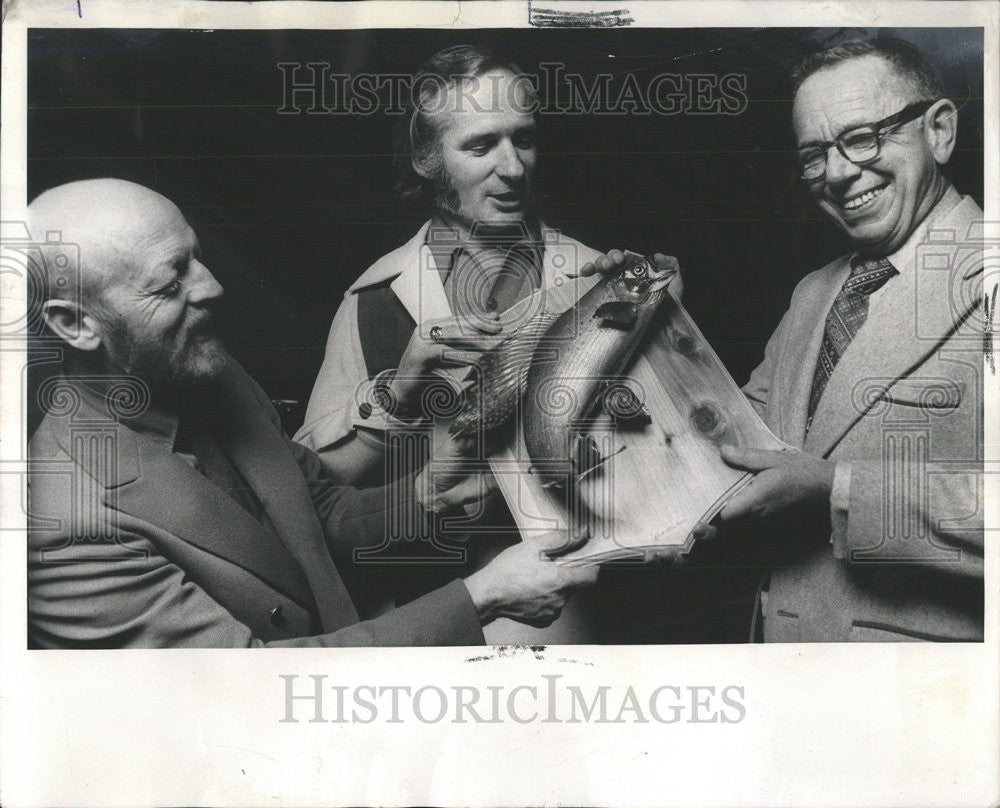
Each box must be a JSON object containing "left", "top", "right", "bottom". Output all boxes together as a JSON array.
[{"left": 482, "top": 280, "right": 787, "bottom": 564}]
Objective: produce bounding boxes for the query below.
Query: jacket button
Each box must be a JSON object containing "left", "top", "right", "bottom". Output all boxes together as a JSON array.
[
  {"left": 358, "top": 402, "right": 372, "bottom": 419},
  {"left": 269, "top": 605, "right": 284, "bottom": 625}
]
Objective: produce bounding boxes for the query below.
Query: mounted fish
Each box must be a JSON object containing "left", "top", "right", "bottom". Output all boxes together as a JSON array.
[
  {"left": 522, "top": 254, "right": 678, "bottom": 488},
  {"left": 450, "top": 254, "right": 679, "bottom": 489}
]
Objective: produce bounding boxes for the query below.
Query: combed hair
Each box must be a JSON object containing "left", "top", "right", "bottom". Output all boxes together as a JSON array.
[
  {"left": 393, "top": 45, "right": 537, "bottom": 201},
  {"left": 791, "top": 38, "right": 946, "bottom": 101}
]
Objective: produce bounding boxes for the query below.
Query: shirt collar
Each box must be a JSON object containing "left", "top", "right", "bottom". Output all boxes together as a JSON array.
[
  {"left": 854, "top": 184, "right": 962, "bottom": 276},
  {"left": 72, "top": 373, "right": 181, "bottom": 449},
  {"left": 426, "top": 210, "right": 543, "bottom": 281}
]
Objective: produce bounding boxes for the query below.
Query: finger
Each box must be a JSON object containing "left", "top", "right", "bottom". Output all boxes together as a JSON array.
[
  {"left": 421, "top": 317, "right": 502, "bottom": 345},
  {"left": 428, "top": 312, "right": 501, "bottom": 328},
  {"left": 718, "top": 474, "right": 774, "bottom": 522},
  {"left": 430, "top": 473, "right": 494, "bottom": 511},
  {"left": 531, "top": 527, "right": 589, "bottom": 556},
  {"left": 596, "top": 252, "right": 625, "bottom": 273},
  {"left": 434, "top": 349, "right": 493, "bottom": 367},
  {"left": 650, "top": 545, "right": 689, "bottom": 566},
  {"left": 566, "top": 250, "right": 628, "bottom": 278},
  {"left": 719, "top": 443, "right": 789, "bottom": 472},
  {"left": 718, "top": 493, "right": 750, "bottom": 522},
  {"left": 691, "top": 521, "right": 718, "bottom": 541},
  {"left": 607, "top": 249, "right": 626, "bottom": 266},
  {"left": 424, "top": 332, "right": 503, "bottom": 352},
  {"left": 469, "top": 315, "right": 503, "bottom": 335},
  {"left": 652, "top": 253, "right": 680, "bottom": 271}
]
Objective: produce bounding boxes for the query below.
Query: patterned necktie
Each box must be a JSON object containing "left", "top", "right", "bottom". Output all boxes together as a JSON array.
[{"left": 807, "top": 255, "right": 898, "bottom": 426}]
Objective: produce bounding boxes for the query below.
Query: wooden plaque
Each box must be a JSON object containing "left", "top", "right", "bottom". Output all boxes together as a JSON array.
[{"left": 481, "top": 273, "right": 788, "bottom": 565}]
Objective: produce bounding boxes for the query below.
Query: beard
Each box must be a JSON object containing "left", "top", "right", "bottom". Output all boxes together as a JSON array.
[{"left": 102, "top": 316, "right": 228, "bottom": 389}]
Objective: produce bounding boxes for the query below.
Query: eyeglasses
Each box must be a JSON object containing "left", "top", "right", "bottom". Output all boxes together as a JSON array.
[{"left": 796, "top": 99, "right": 938, "bottom": 181}]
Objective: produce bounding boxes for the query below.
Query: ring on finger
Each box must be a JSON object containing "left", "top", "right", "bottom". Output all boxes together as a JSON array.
[{"left": 429, "top": 325, "right": 444, "bottom": 343}]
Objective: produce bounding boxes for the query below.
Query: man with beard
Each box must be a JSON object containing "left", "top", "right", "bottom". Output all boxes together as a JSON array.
[
  {"left": 26, "top": 178, "right": 597, "bottom": 648},
  {"left": 295, "top": 46, "right": 612, "bottom": 641}
]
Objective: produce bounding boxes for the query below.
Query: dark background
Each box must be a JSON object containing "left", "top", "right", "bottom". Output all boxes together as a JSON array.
[
  {"left": 27, "top": 26, "right": 984, "bottom": 412},
  {"left": 26, "top": 27, "right": 985, "bottom": 643}
]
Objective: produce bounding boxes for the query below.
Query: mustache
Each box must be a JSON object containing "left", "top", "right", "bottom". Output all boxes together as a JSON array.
[{"left": 187, "top": 307, "right": 221, "bottom": 336}]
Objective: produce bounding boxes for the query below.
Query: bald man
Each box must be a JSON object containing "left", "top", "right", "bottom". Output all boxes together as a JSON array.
[{"left": 26, "top": 179, "right": 596, "bottom": 649}]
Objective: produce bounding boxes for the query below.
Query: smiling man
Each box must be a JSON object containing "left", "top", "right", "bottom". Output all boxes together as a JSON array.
[
  {"left": 714, "top": 39, "right": 984, "bottom": 641},
  {"left": 295, "top": 46, "right": 604, "bottom": 640},
  {"left": 297, "top": 46, "right": 600, "bottom": 479},
  {"left": 578, "top": 38, "right": 984, "bottom": 643}
]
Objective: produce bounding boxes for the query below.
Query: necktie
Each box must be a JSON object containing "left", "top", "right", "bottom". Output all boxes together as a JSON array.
[{"left": 807, "top": 255, "right": 898, "bottom": 426}]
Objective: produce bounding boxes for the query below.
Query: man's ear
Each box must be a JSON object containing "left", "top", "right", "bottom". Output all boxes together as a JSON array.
[
  {"left": 41, "top": 299, "right": 103, "bottom": 351},
  {"left": 926, "top": 98, "right": 958, "bottom": 165}
]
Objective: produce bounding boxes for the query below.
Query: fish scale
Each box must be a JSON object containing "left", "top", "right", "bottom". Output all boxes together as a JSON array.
[
  {"left": 448, "top": 255, "right": 678, "bottom": 489},
  {"left": 449, "top": 312, "right": 558, "bottom": 440}
]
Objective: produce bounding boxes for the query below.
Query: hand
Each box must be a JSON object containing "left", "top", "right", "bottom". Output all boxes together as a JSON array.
[
  {"left": 414, "top": 431, "right": 500, "bottom": 514},
  {"left": 389, "top": 314, "right": 503, "bottom": 417},
  {"left": 657, "top": 521, "right": 719, "bottom": 554},
  {"left": 717, "top": 444, "right": 836, "bottom": 522},
  {"left": 463, "top": 531, "right": 599, "bottom": 628},
  {"left": 570, "top": 250, "right": 684, "bottom": 301}
]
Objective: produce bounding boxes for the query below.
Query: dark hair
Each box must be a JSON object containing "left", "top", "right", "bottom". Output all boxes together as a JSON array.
[
  {"left": 791, "top": 38, "right": 946, "bottom": 101},
  {"left": 393, "top": 45, "right": 537, "bottom": 202}
]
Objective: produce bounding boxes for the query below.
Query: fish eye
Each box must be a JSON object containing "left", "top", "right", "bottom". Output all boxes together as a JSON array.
[{"left": 632, "top": 263, "right": 646, "bottom": 276}]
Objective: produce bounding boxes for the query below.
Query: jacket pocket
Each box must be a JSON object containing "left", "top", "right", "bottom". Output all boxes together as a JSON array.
[{"left": 881, "top": 379, "right": 964, "bottom": 410}]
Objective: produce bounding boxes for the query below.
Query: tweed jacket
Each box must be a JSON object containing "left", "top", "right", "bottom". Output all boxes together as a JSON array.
[
  {"left": 743, "top": 191, "right": 984, "bottom": 642},
  {"left": 28, "top": 357, "right": 484, "bottom": 648}
]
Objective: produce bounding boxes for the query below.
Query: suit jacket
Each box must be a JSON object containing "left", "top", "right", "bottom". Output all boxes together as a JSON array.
[
  {"left": 743, "top": 191, "right": 984, "bottom": 642},
  {"left": 295, "top": 217, "right": 602, "bottom": 455},
  {"left": 27, "top": 357, "right": 484, "bottom": 648}
]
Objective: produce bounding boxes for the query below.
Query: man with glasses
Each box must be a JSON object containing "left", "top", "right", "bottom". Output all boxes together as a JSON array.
[
  {"left": 582, "top": 38, "right": 984, "bottom": 642},
  {"left": 714, "top": 39, "right": 984, "bottom": 641}
]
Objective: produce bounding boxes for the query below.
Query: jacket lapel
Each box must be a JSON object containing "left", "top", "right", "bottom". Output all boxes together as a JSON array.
[
  {"left": 390, "top": 221, "right": 453, "bottom": 326},
  {"left": 775, "top": 259, "right": 851, "bottom": 447},
  {"left": 201, "top": 365, "right": 360, "bottom": 628},
  {"left": 804, "top": 197, "right": 983, "bottom": 457},
  {"left": 108, "top": 424, "right": 318, "bottom": 609}
]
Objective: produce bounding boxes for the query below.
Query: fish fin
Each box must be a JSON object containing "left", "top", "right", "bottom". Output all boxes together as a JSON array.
[
  {"left": 528, "top": 465, "right": 566, "bottom": 489},
  {"left": 450, "top": 312, "right": 557, "bottom": 436},
  {"left": 575, "top": 444, "right": 627, "bottom": 483},
  {"left": 572, "top": 436, "right": 603, "bottom": 478},
  {"left": 593, "top": 301, "right": 639, "bottom": 328}
]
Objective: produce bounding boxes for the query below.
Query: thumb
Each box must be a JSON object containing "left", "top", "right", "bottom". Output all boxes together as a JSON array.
[
  {"left": 719, "top": 443, "right": 788, "bottom": 472},
  {"left": 532, "top": 527, "right": 589, "bottom": 557},
  {"left": 429, "top": 472, "right": 496, "bottom": 512}
]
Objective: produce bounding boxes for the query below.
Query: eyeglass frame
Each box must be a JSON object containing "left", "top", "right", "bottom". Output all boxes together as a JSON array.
[{"left": 796, "top": 99, "right": 939, "bottom": 181}]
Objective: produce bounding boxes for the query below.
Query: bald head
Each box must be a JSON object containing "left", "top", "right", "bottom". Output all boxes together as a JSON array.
[
  {"left": 29, "top": 179, "right": 186, "bottom": 305},
  {"left": 30, "top": 179, "right": 227, "bottom": 386}
]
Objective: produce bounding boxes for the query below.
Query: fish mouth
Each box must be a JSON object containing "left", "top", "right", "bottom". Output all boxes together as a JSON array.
[
  {"left": 646, "top": 268, "right": 677, "bottom": 292},
  {"left": 623, "top": 267, "right": 677, "bottom": 295}
]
